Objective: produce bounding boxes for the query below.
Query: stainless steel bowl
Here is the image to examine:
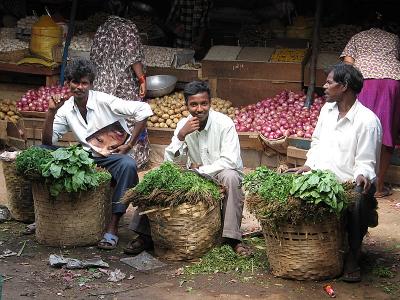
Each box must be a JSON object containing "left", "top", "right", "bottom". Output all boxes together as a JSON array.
[{"left": 146, "top": 75, "right": 177, "bottom": 98}]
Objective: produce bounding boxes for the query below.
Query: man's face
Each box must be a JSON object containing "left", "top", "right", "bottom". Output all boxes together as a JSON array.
[
  {"left": 187, "top": 92, "right": 211, "bottom": 123},
  {"left": 323, "top": 71, "right": 345, "bottom": 103},
  {"left": 68, "top": 76, "right": 91, "bottom": 101}
]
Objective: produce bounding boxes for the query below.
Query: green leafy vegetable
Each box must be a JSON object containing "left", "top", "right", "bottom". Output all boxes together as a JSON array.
[
  {"left": 290, "top": 170, "right": 347, "bottom": 214},
  {"left": 41, "top": 145, "right": 111, "bottom": 197},
  {"left": 15, "top": 147, "right": 53, "bottom": 179},
  {"left": 123, "top": 161, "right": 221, "bottom": 208}
]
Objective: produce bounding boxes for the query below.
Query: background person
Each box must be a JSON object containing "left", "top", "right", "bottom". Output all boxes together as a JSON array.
[
  {"left": 341, "top": 11, "right": 400, "bottom": 198},
  {"left": 90, "top": 15, "right": 150, "bottom": 170}
]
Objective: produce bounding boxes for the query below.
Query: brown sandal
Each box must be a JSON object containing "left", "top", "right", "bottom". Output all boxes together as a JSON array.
[
  {"left": 123, "top": 235, "right": 153, "bottom": 255},
  {"left": 374, "top": 187, "right": 393, "bottom": 198}
]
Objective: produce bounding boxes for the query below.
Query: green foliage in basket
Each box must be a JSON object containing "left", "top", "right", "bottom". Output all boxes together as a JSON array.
[
  {"left": 123, "top": 161, "right": 222, "bottom": 208},
  {"left": 290, "top": 170, "right": 347, "bottom": 214},
  {"left": 243, "top": 166, "right": 294, "bottom": 203},
  {"left": 15, "top": 146, "right": 53, "bottom": 179},
  {"left": 244, "top": 167, "right": 350, "bottom": 228},
  {"left": 40, "top": 145, "right": 111, "bottom": 197}
]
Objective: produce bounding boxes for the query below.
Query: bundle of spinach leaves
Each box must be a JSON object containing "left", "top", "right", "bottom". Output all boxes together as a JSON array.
[
  {"left": 290, "top": 169, "right": 347, "bottom": 214},
  {"left": 40, "top": 145, "right": 111, "bottom": 197},
  {"left": 123, "top": 161, "right": 221, "bottom": 208}
]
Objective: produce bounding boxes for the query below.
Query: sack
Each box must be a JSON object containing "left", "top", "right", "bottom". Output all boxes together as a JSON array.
[{"left": 30, "top": 16, "right": 62, "bottom": 61}]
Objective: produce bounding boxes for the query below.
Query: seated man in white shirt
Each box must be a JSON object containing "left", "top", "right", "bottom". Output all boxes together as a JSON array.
[
  {"left": 41, "top": 58, "right": 153, "bottom": 250},
  {"left": 125, "top": 80, "right": 250, "bottom": 256},
  {"left": 288, "top": 63, "right": 382, "bottom": 282}
]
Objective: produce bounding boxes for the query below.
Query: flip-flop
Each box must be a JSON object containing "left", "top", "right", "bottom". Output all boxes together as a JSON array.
[
  {"left": 374, "top": 187, "right": 393, "bottom": 198},
  {"left": 123, "top": 235, "right": 153, "bottom": 255},
  {"left": 97, "top": 232, "right": 119, "bottom": 250},
  {"left": 342, "top": 267, "right": 361, "bottom": 283},
  {"left": 22, "top": 223, "right": 36, "bottom": 235}
]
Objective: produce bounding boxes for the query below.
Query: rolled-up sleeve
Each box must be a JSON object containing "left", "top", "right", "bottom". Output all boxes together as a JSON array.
[
  {"left": 52, "top": 112, "right": 70, "bottom": 144},
  {"left": 108, "top": 96, "right": 153, "bottom": 121},
  {"left": 164, "top": 118, "right": 187, "bottom": 161},
  {"left": 305, "top": 111, "right": 323, "bottom": 169},
  {"left": 353, "top": 125, "right": 382, "bottom": 181}
]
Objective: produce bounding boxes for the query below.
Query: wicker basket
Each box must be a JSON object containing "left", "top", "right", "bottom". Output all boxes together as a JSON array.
[
  {"left": 32, "top": 181, "right": 111, "bottom": 247},
  {"left": 259, "top": 134, "right": 288, "bottom": 156},
  {"left": 146, "top": 201, "right": 221, "bottom": 261},
  {"left": 1, "top": 160, "right": 34, "bottom": 223},
  {"left": 260, "top": 216, "right": 344, "bottom": 280}
]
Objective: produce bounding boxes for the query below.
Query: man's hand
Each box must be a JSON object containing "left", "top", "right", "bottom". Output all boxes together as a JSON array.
[
  {"left": 285, "top": 165, "right": 311, "bottom": 174},
  {"left": 177, "top": 117, "right": 199, "bottom": 141},
  {"left": 190, "top": 162, "right": 202, "bottom": 169},
  {"left": 48, "top": 94, "right": 67, "bottom": 112},
  {"left": 356, "top": 174, "right": 371, "bottom": 194},
  {"left": 109, "top": 144, "right": 132, "bottom": 155}
]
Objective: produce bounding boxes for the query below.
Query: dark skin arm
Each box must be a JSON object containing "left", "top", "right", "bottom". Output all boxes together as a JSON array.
[
  {"left": 132, "top": 62, "right": 146, "bottom": 98},
  {"left": 110, "top": 118, "right": 148, "bottom": 154},
  {"left": 356, "top": 174, "right": 371, "bottom": 194},
  {"left": 177, "top": 117, "right": 200, "bottom": 141},
  {"left": 42, "top": 94, "right": 67, "bottom": 145}
]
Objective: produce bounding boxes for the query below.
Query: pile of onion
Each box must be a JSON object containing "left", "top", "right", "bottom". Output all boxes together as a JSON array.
[
  {"left": 16, "top": 85, "right": 71, "bottom": 112},
  {"left": 234, "top": 90, "right": 325, "bottom": 139}
]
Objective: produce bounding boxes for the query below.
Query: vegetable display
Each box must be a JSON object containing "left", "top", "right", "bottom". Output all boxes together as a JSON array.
[
  {"left": 122, "top": 161, "right": 222, "bottom": 208},
  {"left": 16, "top": 85, "right": 71, "bottom": 113},
  {"left": 244, "top": 167, "right": 351, "bottom": 228},
  {"left": 0, "top": 99, "right": 20, "bottom": 123},
  {"left": 234, "top": 90, "right": 324, "bottom": 139},
  {"left": 270, "top": 48, "right": 308, "bottom": 63}
]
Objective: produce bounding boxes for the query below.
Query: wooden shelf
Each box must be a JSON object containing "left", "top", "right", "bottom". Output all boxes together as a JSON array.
[{"left": 0, "top": 62, "right": 60, "bottom": 86}]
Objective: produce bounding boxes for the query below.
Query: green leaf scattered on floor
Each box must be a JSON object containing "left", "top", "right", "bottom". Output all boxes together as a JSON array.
[{"left": 184, "top": 237, "right": 268, "bottom": 275}]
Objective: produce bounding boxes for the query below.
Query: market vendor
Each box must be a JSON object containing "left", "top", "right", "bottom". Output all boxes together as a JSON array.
[
  {"left": 41, "top": 58, "right": 153, "bottom": 250},
  {"left": 125, "top": 80, "right": 251, "bottom": 256},
  {"left": 288, "top": 63, "right": 382, "bottom": 282}
]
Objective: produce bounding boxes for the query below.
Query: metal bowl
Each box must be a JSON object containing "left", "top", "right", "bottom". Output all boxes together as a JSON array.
[{"left": 146, "top": 75, "right": 177, "bottom": 98}]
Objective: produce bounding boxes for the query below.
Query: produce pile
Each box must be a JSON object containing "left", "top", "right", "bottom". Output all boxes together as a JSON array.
[
  {"left": 233, "top": 90, "right": 324, "bottom": 139},
  {"left": 243, "top": 166, "right": 354, "bottom": 228},
  {"left": 75, "top": 12, "right": 110, "bottom": 33},
  {"left": 270, "top": 48, "right": 308, "bottom": 63},
  {"left": 16, "top": 146, "right": 111, "bottom": 197},
  {"left": 147, "top": 92, "right": 236, "bottom": 129},
  {"left": 238, "top": 23, "right": 273, "bottom": 47},
  {"left": 122, "top": 161, "right": 222, "bottom": 208},
  {"left": 68, "top": 34, "right": 93, "bottom": 52},
  {"left": 16, "top": 85, "right": 71, "bottom": 113},
  {"left": 0, "top": 38, "right": 28, "bottom": 52},
  {"left": 16, "top": 16, "right": 39, "bottom": 34},
  {"left": 320, "top": 24, "right": 362, "bottom": 52},
  {"left": 0, "top": 99, "right": 20, "bottom": 123}
]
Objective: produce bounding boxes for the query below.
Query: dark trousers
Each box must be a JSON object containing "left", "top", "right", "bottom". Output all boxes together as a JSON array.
[
  {"left": 39, "top": 145, "right": 138, "bottom": 214},
  {"left": 346, "top": 184, "right": 377, "bottom": 256}
]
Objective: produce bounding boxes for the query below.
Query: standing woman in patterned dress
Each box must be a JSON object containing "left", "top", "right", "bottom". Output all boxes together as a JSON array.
[
  {"left": 341, "top": 12, "right": 400, "bottom": 198},
  {"left": 90, "top": 16, "right": 150, "bottom": 169}
]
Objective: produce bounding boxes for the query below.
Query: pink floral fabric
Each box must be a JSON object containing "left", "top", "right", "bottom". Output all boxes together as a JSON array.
[{"left": 341, "top": 28, "right": 400, "bottom": 80}]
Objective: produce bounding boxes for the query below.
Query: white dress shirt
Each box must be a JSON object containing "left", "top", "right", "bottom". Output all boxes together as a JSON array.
[
  {"left": 305, "top": 100, "right": 382, "bottom": 182},
  {"left": 52, "top": 90, "right": 153, "bottom": 152},
  {"left": 164, "top": 110, "right": 243, "bottom": 177}
]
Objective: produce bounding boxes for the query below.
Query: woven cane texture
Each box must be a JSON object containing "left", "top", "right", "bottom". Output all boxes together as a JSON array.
[
  {"left": 147, "top": 201, "right": 221, "bottom": 261},
  {"left": 261, "top": 216, "right": 344, "bottom": 280},
  {"left": 1, "top": 160, "right": 34, "bottom": 222},
  {"left": 32, "top": 181, "right": 111, "bottom": 247}
]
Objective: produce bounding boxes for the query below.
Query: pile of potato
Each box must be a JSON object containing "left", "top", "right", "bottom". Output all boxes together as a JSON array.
[
  {"left": 147, "top": 93, "right": 236, "bottom": 129},
  {"left": 0, "top": 99, "right": 20, "bottom": 123}
]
